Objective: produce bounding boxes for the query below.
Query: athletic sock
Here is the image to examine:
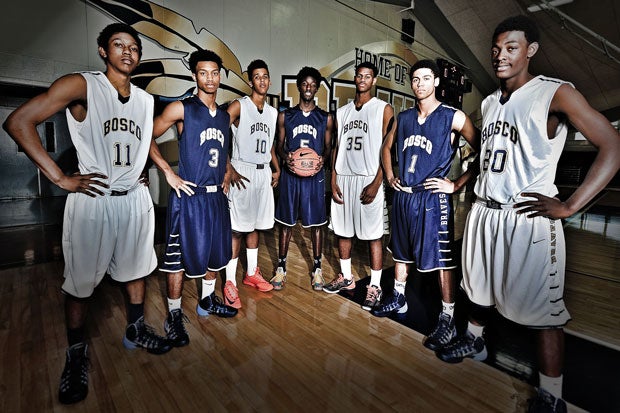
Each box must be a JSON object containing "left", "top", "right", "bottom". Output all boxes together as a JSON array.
[
  {"left": 247, "top": 248, "right": 258, "bottom": 275},
  {"left": 340, "top": 258, "right": 352, "bottom": 280},
  {"left": 202, "top": 279, "right": 216, "bottom": 299},
  {"left": 394, "top": 280, "right": 406, "bottom": 295},
  {"left": 127, "top": 303, "right": 144, "bottom": 324},
  {"left": 313, "top": 256, "right": 322, "bottom": 271},
  {"left": 226, "top": 258, "right": 238, "bottom": 285},
  {"left": 278, "top": 256, "right": 287, "bottom": 272},
  {"left": 67, "top": 327, "right": 85, "bottom": 347},
  {"left": 370, "top": 269, "right": 382, "bottom": 287},
  {"left": 442, "top": 300, "right": 455, "bottom": 317},
  {"left": 167, "top": 297, "right": 182, "bottom": 312},
  {"left": 539, "top": 373, "right": 563, "bottom": 399},
  {"left": 467, "top": 321, "right": 484, "bottom": 338}
]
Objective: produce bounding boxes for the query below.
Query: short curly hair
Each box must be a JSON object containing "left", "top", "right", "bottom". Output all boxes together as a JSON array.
[
  {"left": 97, "top": 23, "right": 142, "bottom": 58},
  {"left": 493, "top": 15, "right": 540, "bottom": 44},
  {"left": 296, "top": 66, "right": 322, "bottom": 87}
]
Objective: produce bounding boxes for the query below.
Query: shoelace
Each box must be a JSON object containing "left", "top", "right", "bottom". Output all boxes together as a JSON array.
[
  {"left": 168, "top": 311, "right": 190, "bottom": 337},
  {"left": 136, "top": 323, "right": 167, "bottom": 348}
]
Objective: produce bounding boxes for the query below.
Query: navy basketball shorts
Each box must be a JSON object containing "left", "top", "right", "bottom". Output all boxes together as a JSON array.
[
  {"left": 160, "top": 187, "right": 232, "bottom": 277},
  {"left": 275, "top": 168, "right": 327, "bottom": 227},
  {"left": 388, "top": 190, "right": 457, "bottom": 272}
]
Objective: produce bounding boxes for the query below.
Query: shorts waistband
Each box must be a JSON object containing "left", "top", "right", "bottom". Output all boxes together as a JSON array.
[
  {"left": 399, "top": 185, "right": 425, "bottom": 193},
  {"left": 475, "top": 197, "right": 515, "bottom": 210},
  {"left": 234, "top": 159, "right": 269, "bottom": 169},
  {"left": 200, "top": 185, "right": 221, "bottom": 193},
  {"left": 107, "top": 184, "right": 140, "bottom": 196}
]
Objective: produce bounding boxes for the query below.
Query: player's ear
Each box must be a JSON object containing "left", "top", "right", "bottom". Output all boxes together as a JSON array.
[
  {"left": 98, "top": 46, "right": 107, "bottom": 60},
  {"left": 526, "top": 42, "right": 539, "bottom": 59},
  {"left": 191, "top": 72, "right": 197, "bottom": 82},
  {"left": 434, "top": 76, "right": 440, "bottom": 87}
]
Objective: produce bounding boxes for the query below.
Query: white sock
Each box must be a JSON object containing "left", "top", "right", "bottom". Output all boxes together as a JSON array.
[
  {"left": 167, "top": 297, "right": 181, "bottom": 312},
  {"left": 340, "top": 258, "right": 352, "bottom": 279},
  {"left": 442, "top": 300, "right": 455, "bottom": 317},
  {"left": 202, "top": 278, "right": 216, "bottom": 299},
  {"left": 539, "top": 373, "right": 563, "bottom": 399},
  {"left": 467, "top": 321, "right": 484, "bottom": 338},
  {"left": 226, "top": 258, "right": 238, "bottom": 285},
  {"left": 394, "top": 280, "right": 406, "bottom": 295},
  {"left": 247, "top": 248, "right": 258, "bottom": 275},
  {"left": 370, "top": 269, "right": 382, "bottom": 287}
]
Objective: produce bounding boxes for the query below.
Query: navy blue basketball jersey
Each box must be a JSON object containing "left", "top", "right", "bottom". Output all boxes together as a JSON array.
[
  {"left": 178, "top": 95, "right": 230, "bottom": 186},
  {"left": 396, "top": 104, "right": 457, "bottom": 188},
  {"left": 283, "top": 105, "right": 328, "bottom": 155}
]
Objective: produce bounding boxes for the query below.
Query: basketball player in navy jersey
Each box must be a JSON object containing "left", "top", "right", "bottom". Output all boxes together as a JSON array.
[
  {"left": 225, "top": 60, "right": 280, "bottom": 303},
  {"left": 149, "top": 49, "right": 238, "bottom": 348},
  {"left": 325, "top": 62, "right": 395, "bottom": 310},
  {"left": 435, "top": 16, "right": 620, "bottom": 413},
  {"left": 271, "top": 66, "right": 334, "bottom": 290},
  {"left": 3, "top": 23, "right": 172, "bottom": 404},
  {"left": 374, "top": 60, "right": 480, "bottom": 352}
]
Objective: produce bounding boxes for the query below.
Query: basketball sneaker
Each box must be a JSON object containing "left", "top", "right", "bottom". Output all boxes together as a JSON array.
[
  {"left": 528, "top": 388, "right": 567, "bottom": 413},
  {"left": 122, "top": 316, "right": 172, "bottom": 355},
  {"left": 323, "top": 273, "right": 356, "bottom": 294},
  {"left": 311, "top": 268, "right": 325, "bottom": 291},
  {"left": 197, "top": 293, "right": 238, "bottom": 318},
  {"left": 423, "top": 312, "right": 456, "bottom": 351},
  {"left": 243, "top": 267, "right": 274, "bottom": 292},
  {"left": 223, "top": 280, "right": 242, "bottom": 308},
  {"left": 58, "top": 343, "right": 89, "bottom": 404},
  {"left": 361, "top": 284, "right": 382, "bottom": 311},
  {"left": 436, "top": 331, "right": 487, "bottom": 364},
  {"left": 371, "top": 290, "right": 408, "bottom": 317},
  {"left": 164, "top": 308, "right": 190, "bottom": 347},
  {"left": 270, "top": 267, "right": 286, "bottom": 290}
]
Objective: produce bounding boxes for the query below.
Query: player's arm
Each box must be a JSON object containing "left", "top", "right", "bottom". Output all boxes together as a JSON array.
[
  {"left": 226, "top": 99, "right": 241, "bottom": 127},
  {"left": 381, "top": 113, "right": 401, "bottom": 190},
  {"left": 425, "top": 110, "right": 481, "bottom": 194},
  {"left": 269, "top": 125, "right": 280, "bottom": 188},
  {"left": 330, "top": 116, "right": 343, "bottom": 204},
  {"left": 149, "top": 101, "right": 197, "bottom": 197},
  {"left": 360, "top": 104, "right": 394, "bottom": 204},
  {"left": 2, "top": 73, "right": 109, "bottom": 196},
  {"left": 319, "top": 113, "right": 334, "bottom": 171},
  {"left": 516, "top": 84, "right": 620, "bottom": 219}
]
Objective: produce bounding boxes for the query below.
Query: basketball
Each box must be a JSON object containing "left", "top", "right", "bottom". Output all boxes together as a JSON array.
[{"left": 289, "top": 147, "right": 321, "bottom": 177}]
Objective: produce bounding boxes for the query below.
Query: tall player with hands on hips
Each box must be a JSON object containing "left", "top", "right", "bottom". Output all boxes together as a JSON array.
[
  {"left": 435, "top": 15, "right": 620, "bottom": 413},
  {"left": 272, "top": 66, "right": 333, "bottom": 291},
  {"left": 3, "top": 23, "right": 172, "bottom": 405}
]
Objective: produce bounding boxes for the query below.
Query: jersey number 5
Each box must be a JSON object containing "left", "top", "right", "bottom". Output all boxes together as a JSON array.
[{"left": 346, "top": 136, "right": 362, "bottom": 151}]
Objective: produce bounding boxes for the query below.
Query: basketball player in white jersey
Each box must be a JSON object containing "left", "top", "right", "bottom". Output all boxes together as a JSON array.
[
  {"left": 3, "top": 23, "right": 172, "bottom": 405},
  {"left": 435, "top": 16, "right": 620, "bottom": 413},
  {"left": 324, "top": 62, "right": 395, "bottom": 308},
  {"left": 225, "top": 60, "right": 280, "bottom": 305}
]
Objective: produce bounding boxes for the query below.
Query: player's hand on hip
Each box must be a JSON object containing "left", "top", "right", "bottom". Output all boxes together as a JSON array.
[
  {"left": 514, "top": 192, "right": 571, "bottom": 219},
  {"left": 139, "top": 171, "right": 150, "bottom": 187},
  {"left": 225, "top": 166, "right": 249, "bottom": 191},
  {"left": 388, "top": 176, "right": 403, "bottom": 191},
  {"left": 61, "top": 173, "right": 108, "bottom": 197},
  {"left": 424, "top": 177, "right": 455, "bottom": 194},
  {"left": 165, "top": 171, "right": 196, "bottom": 198}
]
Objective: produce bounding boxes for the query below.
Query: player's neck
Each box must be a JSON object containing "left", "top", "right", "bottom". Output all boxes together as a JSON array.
[
  {"left": 299, "top": 99, "right": 316, "bottom": 112},
  {"left": 354, "top": 92, "right": 372, "bottom": 108},
  {"left": 500, "top": 72, "right": 535, "bottom": 96},
  {"left": 250, "top": 92, "right": 267, "bottom": 111},
  {"left": 416, "top": 97, "right": 440, "bottom": 117},
  {"left": 196, "top": 90, "right": 218, "bottom": 111},
  {"left": 105, "top": 69, "right": 132, "bottom": 98}
]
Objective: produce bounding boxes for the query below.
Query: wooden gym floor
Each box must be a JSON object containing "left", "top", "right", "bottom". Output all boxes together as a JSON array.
[{"left": 0, "top": 190, "right": 618, "bottom": 412}]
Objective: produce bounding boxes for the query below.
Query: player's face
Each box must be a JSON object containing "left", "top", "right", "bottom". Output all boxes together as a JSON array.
[
  {"left": 193, "top": 61, "right": 221, "bottom": 95},
  {"left": 250, "top": 68, "right": 271, "bottom": 96},
  {"left": 101, "top": 32, "right": 141, "bottom": 74},
  {"left": 411, "top": 68, "right": 438, "bottom": 100},
  {"left": 298, "top": 76, "right": 318, "bottom": 102},
  {"left": 491, "top": 30, "right": 536, "bottom": 80},
  {"left": 354, "top": 68, "right": 376, "bottom": 93}
]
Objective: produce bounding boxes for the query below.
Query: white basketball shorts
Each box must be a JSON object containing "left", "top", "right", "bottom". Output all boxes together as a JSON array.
[
  {"left": 61, "top": 185, "right": 157, "bottom": 298},
  {"left": 228, "top": 160, "right": 275, "bottom": 232}
]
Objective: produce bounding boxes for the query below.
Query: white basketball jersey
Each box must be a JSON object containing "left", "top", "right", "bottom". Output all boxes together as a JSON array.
[
  {"left": 65, "top": 71, "right": 154, "bottom": 192},
  {"left": 335, "top": 97, "right": 387, "bottom": 176},
  {"left": 231, "top": 96, "right": 277, "bottom": 164},
  {"left": 475, "top": 75, "right": 570, "bottom": 204}
]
